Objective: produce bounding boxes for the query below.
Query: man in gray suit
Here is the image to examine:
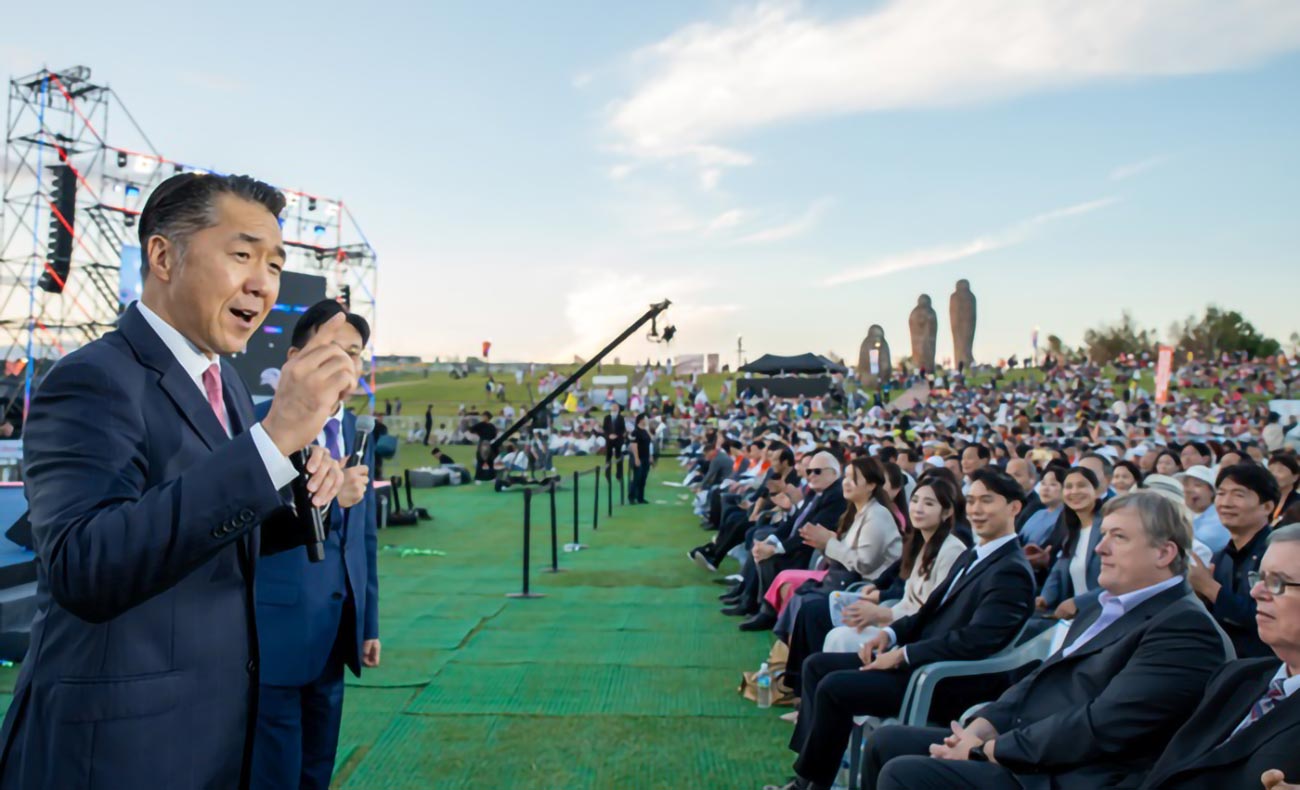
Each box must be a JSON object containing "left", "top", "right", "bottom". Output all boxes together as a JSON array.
[{"left": 867, "top": 491, "right": 1229, "bottom": 790}]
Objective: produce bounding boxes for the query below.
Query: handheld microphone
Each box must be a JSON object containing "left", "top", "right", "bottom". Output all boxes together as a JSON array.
[
  {"left": 349, "top": 415, "right": 375, "bottom": 469},
  {"left": 289, "top": 448, "right": 328, "bottom": 563}
]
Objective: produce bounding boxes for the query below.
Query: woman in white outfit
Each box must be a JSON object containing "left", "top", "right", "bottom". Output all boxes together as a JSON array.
[{"left": 823, "top": 477, "right": 967, "bottom": 653}]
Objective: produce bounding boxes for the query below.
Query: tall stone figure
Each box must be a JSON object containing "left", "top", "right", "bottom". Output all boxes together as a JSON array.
[
  {"left": 908, "top": 294, "right": 938, "bottom": 372},
  {"left": 857, "top": 325, "right": 891, "bottom": 388},
  {"left": 950, "top": 278, "right": 977, "bottom": 371}
]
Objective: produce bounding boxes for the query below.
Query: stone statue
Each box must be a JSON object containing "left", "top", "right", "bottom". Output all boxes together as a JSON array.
[
  {"left": 908, "top": 294, "right": 938, "bottom": 372},
  {"left": 857, "top": 325, "right": 892, "bottom": 387},
  {"left": 950, "top": 279, "right": 977, "bottom": 371}
]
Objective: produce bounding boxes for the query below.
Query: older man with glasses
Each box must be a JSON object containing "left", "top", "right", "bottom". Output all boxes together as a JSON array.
[
  {"left": 723, "top": 452, "right": 846, "bottom": 624},
  {"left": 1135, "top": 524, "right": 1300, "bottom": 789}
]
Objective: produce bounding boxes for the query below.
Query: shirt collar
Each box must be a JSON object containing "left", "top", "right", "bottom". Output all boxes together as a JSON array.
[
  {"left": 1226, "top": 525, "right": 1272, "bottom": 559},
  {"left": 1096, "top": 575, "right": 1183, "bottom": 613},
  {"left": 1271, "top": 663, "right": 1300, "bottom": 698},
  {"left": 135, "top": 301, "right": 217, "bottom": 383},
  {"left": 973, "top": 532, "right": 1019, "bottom": 562}
]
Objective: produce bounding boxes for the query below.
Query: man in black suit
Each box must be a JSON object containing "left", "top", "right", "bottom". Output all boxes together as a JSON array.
[
  {"left": 602, "top": 403, "right": 625, "bottom": 466},
  {"left": 768, "top": 467, "right": 1035, "bottom": 790},
  {"left": 1135, "top": 523, "right": 1300, "bottom": 790},
  {"left": 723, "top": 452, "right": 845, "bottom": 621},
  {"left": 867, "top": 491, "right": 1228, "bottom": 790}
]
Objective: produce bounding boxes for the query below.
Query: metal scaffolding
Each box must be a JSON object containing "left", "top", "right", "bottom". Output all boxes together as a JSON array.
[{"left": 0, "top": 65, "right": 378, "bottom": 424}]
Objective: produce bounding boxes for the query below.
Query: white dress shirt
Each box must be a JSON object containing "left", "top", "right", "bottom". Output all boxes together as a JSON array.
[
  {"left": 1060, "top": 575, "right": 1182, "bottom": 657},
  {"left": 1069, "top": 526, "right": 1094, "bottom": 597},
  {"left": 136, "top": 302, "right": 297, "bottom": 491}
]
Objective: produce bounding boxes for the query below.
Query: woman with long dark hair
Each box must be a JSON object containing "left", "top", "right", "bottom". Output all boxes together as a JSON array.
[
  {"left": 822, "top": 478, "right": 967, "bottom": 652},
  {"left": 1036, "top": 466, "right": 1104, "bottom": 619},
  {"left": 764, "top": 457, "right": 901, "bottom": 615}
]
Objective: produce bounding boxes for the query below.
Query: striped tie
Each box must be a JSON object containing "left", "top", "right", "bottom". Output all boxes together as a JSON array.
[{"left": 1244, "top": 678, "right": 1287, "bottom": 729}]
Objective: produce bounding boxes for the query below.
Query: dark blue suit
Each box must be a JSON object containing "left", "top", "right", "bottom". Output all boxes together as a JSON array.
[
  {"left": 0, "top": 304, "right": 299, "bottom": 789},
  {"left": 251, "top": 404, "right": 378, "bottom": 790}
]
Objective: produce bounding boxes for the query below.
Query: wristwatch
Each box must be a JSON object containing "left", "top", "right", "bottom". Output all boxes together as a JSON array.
[{"left": 969, "top": 743, "right": 989, "bottom": 763}]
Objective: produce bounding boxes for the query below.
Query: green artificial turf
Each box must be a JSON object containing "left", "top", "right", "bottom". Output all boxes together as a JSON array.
[{"left": 328, "top": 460, "right": 791, "bottom": 789}]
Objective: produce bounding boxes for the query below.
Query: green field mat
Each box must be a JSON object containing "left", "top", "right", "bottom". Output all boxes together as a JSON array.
[
  {"left": 453, "top": 628, "right": 757, "bottom": 669},
  {"left": 407, "top": 662, "right": 768, "bottom": 718}
]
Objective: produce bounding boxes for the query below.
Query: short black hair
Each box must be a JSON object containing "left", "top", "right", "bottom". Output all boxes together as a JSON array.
[
  {"left": 1216, "top": 463, "right": 1282, "bottom": 509},
  {"left": 290, "top": 299, "right": 371, "bottom": 349},
  {"left": 1268, "top": 451, "right": 1300, "bottom": 478},
  {"left": 964, "top": 444, "right": 991, "bottom": 461},
  {"left": 1080, "top": 452, "right": 1114, "bottom": 478},
  {"left": 968, "top": 466, "right": 1025, "bottom": 505},
  {"left": 138, "top": 173, "right": 285, "bottom": 278},
  {"left": 1186, "top": 441, "right": 1212, "bottom": 460}
]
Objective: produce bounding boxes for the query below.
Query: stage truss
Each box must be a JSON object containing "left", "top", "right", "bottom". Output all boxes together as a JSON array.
[{"left": 0, "top": 65, "right": 378, "bottom": 423}]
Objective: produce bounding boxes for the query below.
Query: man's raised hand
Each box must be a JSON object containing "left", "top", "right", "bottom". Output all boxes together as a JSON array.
[{"left": 263, "top": 313, "right": 357, "bottom": 456}]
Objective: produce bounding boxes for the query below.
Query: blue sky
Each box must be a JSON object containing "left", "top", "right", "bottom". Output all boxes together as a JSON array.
[{"left": 4, "top": 0, "right": 1299, "bottom": 366}]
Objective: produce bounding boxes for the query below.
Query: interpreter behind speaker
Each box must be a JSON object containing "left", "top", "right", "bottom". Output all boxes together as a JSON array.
[
  {"left": 0, "top": 172, "right": 350, "bottom": 790},
  {"left": 250, "top": 299, "right": 381, "bottom": 790}
]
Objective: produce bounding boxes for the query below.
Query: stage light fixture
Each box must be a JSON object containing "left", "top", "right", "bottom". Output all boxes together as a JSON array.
[
  {"left": 663, "top": 325, "right": 676, "bottom": 343},
  {"left": 307, "top": 197, "right": 317, "bottom": 212},
  {"left": 116, "top": 151, "right": 127, "bottom": 167},
  {"left": 124, "top": 184, "right": 140, "bottom": 198}
]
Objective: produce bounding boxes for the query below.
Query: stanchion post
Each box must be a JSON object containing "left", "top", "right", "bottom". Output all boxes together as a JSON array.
[
  {"left": 542, "top": 481, "right": 566, "bottom": 573},
  {"left": 618, "top": 456, "right": 625, "bottom": 505},
  {"left": 507, "top": 488, "right": 545, "bottom": 598},
  {"left": 605, "top": 463, "right": 613, "bottom": 518},
  {"left": 567, "top": 469, "right": 586, "bottom": 551},
  {"left": 593, "top": 465, "right": 600, "bottom": 531}
]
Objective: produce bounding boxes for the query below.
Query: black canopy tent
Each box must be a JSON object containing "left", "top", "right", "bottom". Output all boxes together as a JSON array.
[
  {"left": 738, "top": 353, "right": 846, "bottom": 376},
  {"left": 736, "top": 353, "right": 845, "bottom": 399}
]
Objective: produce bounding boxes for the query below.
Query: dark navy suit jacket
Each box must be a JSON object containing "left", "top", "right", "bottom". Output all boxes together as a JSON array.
[
  {"left": 0, "top": 304, "right": 301, "bottom": 790},
  {"left": 253, "top": 402, "right": 379, "bottom": 686}
]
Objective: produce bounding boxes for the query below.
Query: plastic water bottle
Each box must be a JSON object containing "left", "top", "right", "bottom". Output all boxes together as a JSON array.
[{"left": 756, "top": 662, "right": 772, "bottom": 709}]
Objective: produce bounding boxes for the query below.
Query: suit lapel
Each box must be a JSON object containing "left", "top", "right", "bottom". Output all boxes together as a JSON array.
[
  {"left": 117, "top": 305, "right": 227, "bottom": 451},
  {"left": 1084, "top": 518, "right": 1104, "bottom": 589},
  {"left": 1045, "top": 584, "right": 1190, "bottom": 667},
  {"left": 220, "top": 361, "right": 251, "bottom": 436},
  {"left": 1193, "top": 668, "right": 1300, "bottom": 771},
  {"left": 942, "top": 539, "right": 1015, "bottom": 603}
]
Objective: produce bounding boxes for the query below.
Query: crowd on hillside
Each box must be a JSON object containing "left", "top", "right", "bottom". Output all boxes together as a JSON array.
[{"left": 664, "top": 358, "right": 1300, "bottom": 789}]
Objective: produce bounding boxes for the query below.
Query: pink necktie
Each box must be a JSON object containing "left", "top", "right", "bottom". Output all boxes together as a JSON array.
[{"left": 202, "top": 364, "right": 229, "bottom": 434}]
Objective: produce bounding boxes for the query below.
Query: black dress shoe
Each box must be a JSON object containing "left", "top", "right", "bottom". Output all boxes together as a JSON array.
[
  {"left": 720, "top": 604, "right": 756, "bottom": 617},
  {"left": 719, "top": 594, "right": 742, "bottom": 606},
  {"left": 739, "top": 611, "right": 778, "bottom": 631}
]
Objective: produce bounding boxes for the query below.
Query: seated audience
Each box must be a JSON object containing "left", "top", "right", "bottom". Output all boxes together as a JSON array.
[
  {"left": 822, "top": 478, "right": 967, "bottom": 653},
  {"left": 768, "top": 468, "right": 1035, "bottom": 790},
  {"left": 749, "top": 456, "right": 903, "bottom": 632},
  {"left": 866, "top": 491, "right": 1229, "bottom": 790}
]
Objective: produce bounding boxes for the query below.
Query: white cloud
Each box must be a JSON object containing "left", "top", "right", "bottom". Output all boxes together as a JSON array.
[
  {"left": 560, "top": 273, "right": 740, "bottom": 360},
  {"left": 1109, "top": 154, "right": 1171, "bottom": 181},
  {"left": 608, "top": 0, "right": 1300, "bottom": 167},
  {"left": 705, "top": 208, "right": 747, "bottom": 233},
  {"left": 822, "top": 197, "right": 1116, "bottom": 285},
  {"left": 735, "top": 198, "right": 832, "bottom": 244}
]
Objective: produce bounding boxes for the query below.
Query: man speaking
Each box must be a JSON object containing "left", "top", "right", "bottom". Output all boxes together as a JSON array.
[{"left": 0, "top": 173, "right": 353, "bottom": 789}]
